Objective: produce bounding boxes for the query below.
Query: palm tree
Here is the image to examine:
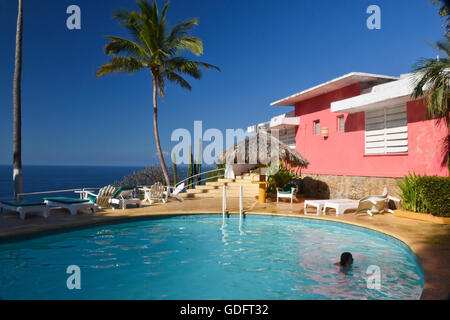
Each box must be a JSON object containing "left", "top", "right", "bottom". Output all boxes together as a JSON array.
[
  {"left": 13, "top": 0, "right": 23, "bottom": 199},
  {"left": 97, "top": 0, "right": 220, "bottom": 186},
  {"left": 412, "top": 1, "right": 449, "bottom": 172},
  {"left": 411, "top": 37, "right": 449, "bottom": 126}
]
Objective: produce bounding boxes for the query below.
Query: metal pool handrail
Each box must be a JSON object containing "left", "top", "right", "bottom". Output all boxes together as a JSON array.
[{"left": 16, "top": 187, "right": 101, "bottom": 197}]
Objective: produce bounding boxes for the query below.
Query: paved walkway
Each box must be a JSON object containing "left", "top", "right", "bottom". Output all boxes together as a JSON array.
[{"left": 0, "top": 197, "right": 449, "bottom": 300}]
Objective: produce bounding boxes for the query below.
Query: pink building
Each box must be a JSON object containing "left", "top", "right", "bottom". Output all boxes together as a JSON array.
[{"left": 267, "top": 72, "right": 448, "bottom": 198}]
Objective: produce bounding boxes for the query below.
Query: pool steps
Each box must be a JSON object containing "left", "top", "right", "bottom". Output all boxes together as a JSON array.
[{"left": 181, "top": 173, "right": 260, "bottom": 199}]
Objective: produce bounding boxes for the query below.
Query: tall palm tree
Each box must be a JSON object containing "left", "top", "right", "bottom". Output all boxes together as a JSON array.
[
  {"left": 97, "top": 0, "right": 220, "bottom": 186},
  {"left": 13, "top": 0, "right": 23, "bottom": 199}
]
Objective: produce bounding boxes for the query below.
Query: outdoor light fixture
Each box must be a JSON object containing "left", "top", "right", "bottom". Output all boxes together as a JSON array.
[{"left": 321, "top": 127, "right": 329, "bottom": 139}]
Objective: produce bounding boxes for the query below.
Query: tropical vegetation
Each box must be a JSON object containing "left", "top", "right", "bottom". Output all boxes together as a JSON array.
[
  {"left": 412, "top": 0, "right": 450, "bottom": 172},
  {"left": 97, "top": 0, "right": 219, "bottom": 187},
  {"left": 397, "top": 173, "right": 450, "bottom": 216}
]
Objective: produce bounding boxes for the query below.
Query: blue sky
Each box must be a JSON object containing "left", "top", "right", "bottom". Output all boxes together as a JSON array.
[{"left": 0, "top": 0, "right": 446, "bottom": 166}]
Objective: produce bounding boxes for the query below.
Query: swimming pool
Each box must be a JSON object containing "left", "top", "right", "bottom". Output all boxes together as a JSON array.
[{"left": 0, "top": 215, "right": 424, "bottom": 300}]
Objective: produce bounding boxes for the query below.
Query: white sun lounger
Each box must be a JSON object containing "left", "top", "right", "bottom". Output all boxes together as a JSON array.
[
  {"left": 0, "top": 200, "right": 49, "bottom": 220},
  {"left": 108, "top": 186, "right": 142, "bottom": 210},
  {"left": 304, "top": 199, "right": 355, "bottom": 215},
  {"left": 44, "top": 197, "right": 97, "bottom": 215},
  {"left": 323, "top": 200, "right": 360, "bottom": 216},
  {"left": 304, "top": 200, "right": 329, "bottom": 215}
]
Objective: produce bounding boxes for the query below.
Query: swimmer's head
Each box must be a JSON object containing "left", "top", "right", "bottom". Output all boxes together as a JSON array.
[{"left": 340, "top": 252, "right": 353, "bottom": 267}]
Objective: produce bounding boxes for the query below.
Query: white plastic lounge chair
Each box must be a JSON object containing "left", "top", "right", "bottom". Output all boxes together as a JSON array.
[
  {"left": 164, "top": 183, "right": 185, "bottom": 202},
  {"left": 355, "top": 188, "right": 400, "bottom": 216},
  {"left": 323, "top": 199, "right": 360, "bottom": 216},
  {"left": 323, "top": 188, "right": 395, "bottom": 216},
  {"left": 44, "top": 197, "right": 97, "bottom": 215},
  {"left": 0, "top": 200, "right": 49, "bottom": 220},
  {"left": 108, "top": 186, "right": 142, "bottom": 210},
  {"left": 304, "top": 199, "right": 354, "bottom": 215},
  {"left": 277, "top": 183, "right": 297, "bottom": 204}
]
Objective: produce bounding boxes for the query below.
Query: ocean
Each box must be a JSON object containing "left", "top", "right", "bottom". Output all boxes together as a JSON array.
[
  {"left": 0, "top": 164, "right": 203, "bottom": 200},
  {"left": 0, "top": 165, "right": 144, "bottom": 200}
]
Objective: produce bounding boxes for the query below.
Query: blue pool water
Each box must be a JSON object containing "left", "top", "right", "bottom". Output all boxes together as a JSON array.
[{"left": 0, "top": 215, "right": 423, "bottom": 300}]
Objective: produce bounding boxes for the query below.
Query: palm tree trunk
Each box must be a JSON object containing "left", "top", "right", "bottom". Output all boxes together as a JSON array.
[
  {"left": 13, "top": 0, "right": 23, "bottom": 200},
  {"left": 152, "top": 78, "right": 171, "bottom": 186}
]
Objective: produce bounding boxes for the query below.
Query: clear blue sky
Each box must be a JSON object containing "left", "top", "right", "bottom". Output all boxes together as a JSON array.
[{"left": 0, "top": 0, "right": 446, "bottom": 166}]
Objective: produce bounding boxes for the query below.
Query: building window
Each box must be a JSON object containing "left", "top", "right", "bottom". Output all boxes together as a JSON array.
[
  {"left": 337, "top": 115, "right": 345, "bottom": 132},
  {"left": 365, "top": 104, "right": 408, "bottom": 155},
  {"left": 279, "top": 127, "right": 296, "bottom": 147},
  {"left": 313, "top": 120, "right": 320, "bottom": 135}
]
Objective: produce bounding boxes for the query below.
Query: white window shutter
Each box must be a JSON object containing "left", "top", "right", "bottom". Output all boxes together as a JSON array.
[{"left": 365, "top": 104, "right": 408, "bottom": 155}]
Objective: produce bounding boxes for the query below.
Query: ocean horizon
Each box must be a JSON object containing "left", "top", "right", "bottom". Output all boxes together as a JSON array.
[{"left": 0, "top": 165, "right": 180, "bottom": 200}]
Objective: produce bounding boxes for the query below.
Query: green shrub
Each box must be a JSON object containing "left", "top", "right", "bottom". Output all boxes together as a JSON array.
[
  {"left": 267, "top": 163, "right": 300, "bottom": 194},
  {"left": 397, "top": 173, "right": 450, "bottom": 217}
]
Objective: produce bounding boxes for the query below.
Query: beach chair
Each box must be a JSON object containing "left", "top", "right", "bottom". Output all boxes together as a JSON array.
[
  {"left": 75, "top": 185, "right": 117, "bottom": 208},
  {"left": 322, "top": 188, "right": 394, "bottom": 216},
  {"left": 304, "top": 199, "right": 354, "bottom": 215},
  {"left": 44, "top": 197, "right": 97, "bottom": 215},
  {"left": 164, "top": 183, "right": 185, "bottom": 202},
  {"left": 277, "top": 183, "right": 297, "bottom": 204},
  {"left": 0, "top": 200, "right": 49, "bottom": 220},
  {"left": 355, "top": 188, "right": 400, "bottom": 216},
  {"left": 147, "top": 182, "right": 167, "bottom": 204},
  {"left": 108, "top": 185, "right": 142, "bottom": 210},
  {"left": 323, "top": 199, "right": 361, "bottom": 216}
]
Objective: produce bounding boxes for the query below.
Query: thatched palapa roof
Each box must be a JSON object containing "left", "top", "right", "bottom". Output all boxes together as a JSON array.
[{"left": 218, "top": 130, "right": 309, "bottom": 168}]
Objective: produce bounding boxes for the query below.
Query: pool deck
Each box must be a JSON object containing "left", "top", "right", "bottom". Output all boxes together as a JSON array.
[{"left": 0, "top": 197, "right": 448, "bottom": 300}]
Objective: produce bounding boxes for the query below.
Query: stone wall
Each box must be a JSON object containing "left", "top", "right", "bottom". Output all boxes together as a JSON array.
[{"left": 301, "top": 174, "right": 401, "bottom": 200}]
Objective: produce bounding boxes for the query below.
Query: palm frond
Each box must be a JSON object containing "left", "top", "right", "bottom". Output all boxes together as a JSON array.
[
  {"left": 163, "top": 71, "right": 192, "bottom": 90},
  {"left": 96, "top": 56, "right": 145, "bottom": 77},
  {"left": 165, "top": 57, "right": 220, "bottom": 79},
  {"left": 168, "top": 36, "right": 203, "bottom": 56},
  {"left": 112, "top": 10, "right": 143, "bottom": 44},
  {"left": 167, "top": 18, "right": 199, "bottom": 44},
  {"left": 104, "top": 36, "right": 150, "bottom": 59},
  {"left": 412, "top": 34, "right": 450, "bottom": 125}
]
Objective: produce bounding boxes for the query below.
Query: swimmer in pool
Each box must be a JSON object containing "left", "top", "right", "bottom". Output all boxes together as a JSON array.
[{"left": 334, "top": 252, "right": 358, "bottom": 270}]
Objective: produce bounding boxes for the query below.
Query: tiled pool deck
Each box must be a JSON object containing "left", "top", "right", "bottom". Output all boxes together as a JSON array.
[{"left": 0, "top": 197, "right": 449, "bottom": 300}]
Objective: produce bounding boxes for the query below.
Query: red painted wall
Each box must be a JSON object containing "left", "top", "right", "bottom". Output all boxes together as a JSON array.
[{"left": 293, "top": 83, "right": 449, "bottom": 178}]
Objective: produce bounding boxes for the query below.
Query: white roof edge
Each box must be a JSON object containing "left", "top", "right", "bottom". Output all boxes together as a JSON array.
[
  {"left": 330, "top": 76, "right": 415, "bottom": 113},
  {"left": 270, "top": 72, "right": 399, "bottom": 107}
]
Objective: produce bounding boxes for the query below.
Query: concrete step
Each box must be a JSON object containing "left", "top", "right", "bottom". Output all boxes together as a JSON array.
[
  {"left": 217, "top": 178, "right": 235, "bottom": 183},
  {"left": 237, "top": 173, "right": 259, "bottom": 179},
  {"left": 206, "top": 180, "right": 256, "bottom": 186},
  {"left": 195, "top": 184, "right": 259, "bottom": 191},
  {"left": 197, "top": 189, "right": 258, "bottom": 195},
  {"left": 180, "top": 192, "right": 257, "bottom": 199}
]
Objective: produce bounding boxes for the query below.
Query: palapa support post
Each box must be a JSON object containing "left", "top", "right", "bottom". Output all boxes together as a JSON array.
[{"left": 259, "top": 165, "right": 266, "bottom": 204}]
